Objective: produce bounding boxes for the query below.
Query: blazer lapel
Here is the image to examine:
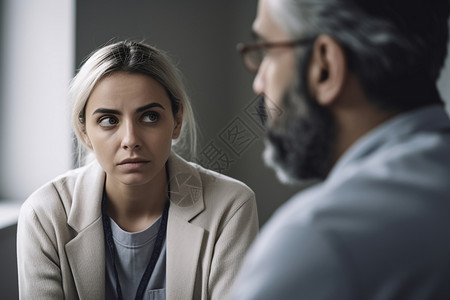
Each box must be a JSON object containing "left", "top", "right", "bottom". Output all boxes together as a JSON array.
[
  {"left": 166, "top": 153, "right": 206, "bottom": 299},
  {"left": 63, "top": 154, "right": 206, "bottom": 299},
  {"left": 166, "top": 212, "right": 205, "bottom": 299},
  {"left": 65, "top": 217, "right": 105, "bottom": 299},
  {"left": 65, "top": 161, "right": 106, "bottom": 299}
]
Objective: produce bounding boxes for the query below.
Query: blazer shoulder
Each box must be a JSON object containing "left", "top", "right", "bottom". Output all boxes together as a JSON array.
[
  {"left": 169, "top": 153, "right": 254, "bottom": 199},
  {"left": 192, "top": 162, "right": 254, "bottom": 198},
  {"left": 22, "top": 165, "right": 89, "bottom": 219},
  {"left": 183, "top": 161, "right": 258, "bottom": 235}
]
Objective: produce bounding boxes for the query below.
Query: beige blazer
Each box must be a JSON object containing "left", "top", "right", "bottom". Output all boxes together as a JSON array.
[{"left": 17, "top": 153, "right": 258, "bottom": 300}]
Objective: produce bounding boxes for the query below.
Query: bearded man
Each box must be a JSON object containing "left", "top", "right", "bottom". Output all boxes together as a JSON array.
[{"left": 233, "top": 0, "right": 450, "bottom": 299}]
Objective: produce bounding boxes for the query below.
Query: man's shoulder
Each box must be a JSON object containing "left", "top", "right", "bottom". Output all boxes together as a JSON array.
[
  {"left": 266, "top": 129, "right": 450, "bottom": 237},
  {"left": 263, "top": 127, "right": 450, "bottom": 263},
  {"left": 246, "top": 153, "right": 450, "bottom": 298},
  {"left": 235, "top": 185, "right": 353, "bottom": 299}
]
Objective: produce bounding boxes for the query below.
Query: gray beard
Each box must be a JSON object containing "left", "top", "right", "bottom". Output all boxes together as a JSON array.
[
  {"left": 260, "top": 75, "right": 335, "bottom": 185},
  {"left": 263, "top": 139, "right": 301, "bottom": 185}
]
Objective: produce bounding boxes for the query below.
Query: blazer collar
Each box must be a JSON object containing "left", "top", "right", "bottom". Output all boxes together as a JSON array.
[
  {"left": 166, "top": 152, "right": 207, "bottom": 299},
  {"left": 65, "top": 217, "right": 105, "bottom": 299},
  {"left": 66, "top": 160, "right": 105, "bottom": 232},
  {"left": 166, "top": 212, "right": 205, "bottom": 299},
  {"left": 65, "top": 152, "right": 206, "bottom": 298},
  {"left": 167, "top": 152, "right": 204, "bottom": 221},
  {"left": 67, "top": 152, "right": 205, "bottom": 231},
  {"left": 63, "top": 161, "right": 106, "bottom": 298}
]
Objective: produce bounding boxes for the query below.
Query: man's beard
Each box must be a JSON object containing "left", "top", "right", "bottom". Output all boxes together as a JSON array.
[{"left": 261, "top": 51, "right": 335, "bottom": 185}]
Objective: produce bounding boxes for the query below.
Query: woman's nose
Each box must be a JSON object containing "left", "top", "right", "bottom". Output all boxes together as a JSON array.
[{"left": 121, "top": 121, "right": 141, "bottom": 150}]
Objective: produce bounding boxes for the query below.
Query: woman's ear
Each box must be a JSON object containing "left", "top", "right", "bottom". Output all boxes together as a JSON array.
[
  {"left": 172, "top": 103, "right": 184, "bottom": 139},
  {"left": 307, "top": 34, "right": 347, "bottom": 106},
  {"left": 81, "top": 126, "right": 93, "bottom": 149}
]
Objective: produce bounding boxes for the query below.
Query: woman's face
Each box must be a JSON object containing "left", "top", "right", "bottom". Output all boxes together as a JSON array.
[{"left": 84, "top": 72, "right": 182, "bottom": 188}]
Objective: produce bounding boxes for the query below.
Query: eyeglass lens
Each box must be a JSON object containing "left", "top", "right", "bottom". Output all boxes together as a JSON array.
[{"left": 245, "top": 49, "right": 263, "bottom": 72}]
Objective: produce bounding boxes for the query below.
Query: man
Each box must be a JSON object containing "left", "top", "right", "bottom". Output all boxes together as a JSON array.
[{"left": 233, "top": 0, "right": 450, "bottom": 299}]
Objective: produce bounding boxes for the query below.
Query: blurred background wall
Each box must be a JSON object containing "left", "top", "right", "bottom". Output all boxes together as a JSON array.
[
  {"left": 0, "top": 0, "right": 74, "bottom": 298},
  {"left": 1, "top": 1, "right": 450, "bottom": 298},
  {"left": 0, "top": 0, "right": 73, "bottom": 200}
]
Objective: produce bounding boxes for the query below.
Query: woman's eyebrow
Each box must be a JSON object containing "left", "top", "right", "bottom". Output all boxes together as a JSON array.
[
  {"left": 91, "top": 103, "right": 165, "bottom": 116},
  {"left": 92, "top": 108, "right": 121, "bottom": 115},
  {"left": 136, "top": 103, "right": 165, "bottom": 113}
]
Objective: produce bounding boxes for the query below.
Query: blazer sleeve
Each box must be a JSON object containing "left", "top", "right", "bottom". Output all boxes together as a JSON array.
[
  {"left": 208, "top": 190, "right": 259, "bottom": 300},
  {"left": 17, "top": 199, "right": 64, "bottom": 299}
]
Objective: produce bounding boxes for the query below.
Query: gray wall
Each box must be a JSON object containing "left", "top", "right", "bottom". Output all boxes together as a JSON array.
[
  {"left": 0, "top": 224, "right": 18, "bottom": 299},
  {"left": 0, "top": 1, "right": 17, "bottom": 299},
  {"left": 76, "top": 0, "right": 299, "bottom": 226}
]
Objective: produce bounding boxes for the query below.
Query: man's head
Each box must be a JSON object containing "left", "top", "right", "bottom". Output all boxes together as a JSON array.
[{"left": 246, "top": 0, "right": 450, "bottom": 184}]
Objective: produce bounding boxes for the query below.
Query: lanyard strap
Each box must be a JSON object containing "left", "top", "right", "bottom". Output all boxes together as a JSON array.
[{"left": 102, "top": 191, "right": 170, "bottom": 300}]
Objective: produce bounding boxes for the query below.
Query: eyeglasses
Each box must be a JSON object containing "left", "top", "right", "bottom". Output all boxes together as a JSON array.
[{"left": 236, "top": 37, "right": 315, "bottom": 73}]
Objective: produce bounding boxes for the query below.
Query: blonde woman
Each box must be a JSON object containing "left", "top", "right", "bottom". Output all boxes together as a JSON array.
[{"left": 17, "top": 41, "right": 258, "bottom": 300}]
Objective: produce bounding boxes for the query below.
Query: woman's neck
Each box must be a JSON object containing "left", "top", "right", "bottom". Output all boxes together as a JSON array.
[{"left": 104, "top": 167, "right": 168, "bottom": 232}]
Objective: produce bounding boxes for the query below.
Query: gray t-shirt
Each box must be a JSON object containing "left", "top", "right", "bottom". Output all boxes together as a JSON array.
[{"left": 105, "top": 217, "right": 166, "bottom": 300}]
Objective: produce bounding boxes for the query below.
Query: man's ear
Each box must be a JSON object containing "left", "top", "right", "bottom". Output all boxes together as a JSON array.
[
  {"left": 307, "top": 34, "right": 347, "bottom": 106},
  {"left": 172, "top": 103, "right": 184, "bottom": 139}
]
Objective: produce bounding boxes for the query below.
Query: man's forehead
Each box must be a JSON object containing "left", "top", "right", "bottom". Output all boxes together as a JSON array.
[{"left": 252, "top": 0, "right": 290, "bottom": 42}]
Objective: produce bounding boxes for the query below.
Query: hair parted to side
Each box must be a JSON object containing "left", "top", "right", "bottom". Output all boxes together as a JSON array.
[
  {"left": 267, "top": 0, "right": 450, "bottom": 112},
  {"left": 70, "top": 40, "right": 197, "bottom": 165}
]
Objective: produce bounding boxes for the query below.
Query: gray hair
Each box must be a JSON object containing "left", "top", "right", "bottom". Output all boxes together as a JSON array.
[
  {"left": 70, "top": 41, "right": 197, "bottom": 165},
  {"left": 267, "top": 0, "right": 450, "bottom": 111}
]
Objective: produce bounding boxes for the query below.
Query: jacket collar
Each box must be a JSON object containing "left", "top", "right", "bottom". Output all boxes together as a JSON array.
[
  {"left": 66, "top": 160, "right": 105, "bottom": 232},
  {"left": 166, "top": 152, "right": 206, "bottom": 298},
  {"left": 65, "top": 152, "right": 206, "bottom": 299},
  {"left": 66, "top": 152, "right": 205, "bottom": 231},
  {"left": 330, "top": 105, "right": 450, "bottom": 179},
  {"left": 167, "top": 152, "right": 204, "bottom": 221},
  {"left": 64, "top": 160, "right": 106, "bottom": 299}
]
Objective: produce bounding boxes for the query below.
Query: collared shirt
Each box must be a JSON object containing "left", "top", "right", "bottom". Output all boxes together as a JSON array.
[{"left": 233, "top": 105, "right": 450, "bottom": 300}]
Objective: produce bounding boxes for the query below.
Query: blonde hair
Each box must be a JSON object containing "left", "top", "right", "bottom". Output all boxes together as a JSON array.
[{"left": 70, "top": 41, "right": 197, "bottom": 165}]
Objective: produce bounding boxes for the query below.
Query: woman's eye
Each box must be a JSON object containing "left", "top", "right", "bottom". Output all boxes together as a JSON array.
[
  {"left": 98, "top": 116, "right": 118, "bottom": 127},
  {"left": 142, "top": 112, "right": 159, "bottom": 123}
]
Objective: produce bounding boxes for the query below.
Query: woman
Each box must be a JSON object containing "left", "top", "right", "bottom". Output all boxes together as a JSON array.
[{"left": 17, "top": 41, "right": 259, "bottom": 300}]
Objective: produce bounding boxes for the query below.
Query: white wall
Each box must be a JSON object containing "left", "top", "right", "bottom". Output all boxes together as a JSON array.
[{"left": 0, "top": 0, "right": 74, "bottom": 200}]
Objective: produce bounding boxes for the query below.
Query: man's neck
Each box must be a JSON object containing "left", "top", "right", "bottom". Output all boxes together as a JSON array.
[{"left": 331, "top": 74, "right": 397, "bottom": 164}]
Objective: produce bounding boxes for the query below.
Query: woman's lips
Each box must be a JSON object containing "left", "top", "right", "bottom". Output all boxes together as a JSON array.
[{"left": 117, "top": 158, "right": 150, "bottom": 170}]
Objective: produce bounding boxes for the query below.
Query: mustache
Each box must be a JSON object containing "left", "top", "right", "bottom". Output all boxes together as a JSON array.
[
  {"left": 254, "top": 94, "right": 284, "bottom": 126},
  {"left": 255, "top": 94, "right": 268, "bottom": 125}
]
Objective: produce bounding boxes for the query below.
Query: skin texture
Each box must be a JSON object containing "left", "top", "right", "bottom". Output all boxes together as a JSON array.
[
  {"left": 252, "top": 0, "right": 297, "bottom": 123},
  {"left": 83, "top": 71, "right": 182, "bottom": 232}
]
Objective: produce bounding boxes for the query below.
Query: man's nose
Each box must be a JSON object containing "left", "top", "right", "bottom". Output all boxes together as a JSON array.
[{"left": 252, "top": 62, "right": 266, "bottom": 95}]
